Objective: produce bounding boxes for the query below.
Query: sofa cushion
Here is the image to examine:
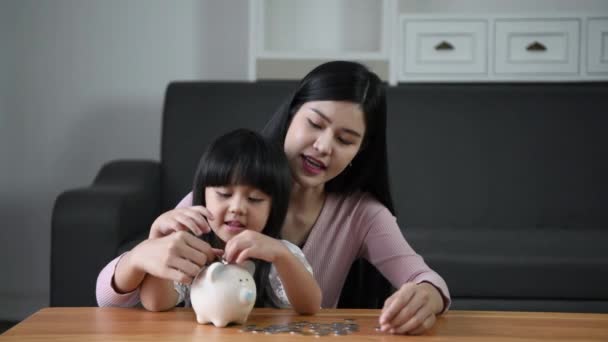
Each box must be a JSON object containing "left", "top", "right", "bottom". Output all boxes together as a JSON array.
[{"left": 407, "top": 226, "right": 608, "bottom": 300}]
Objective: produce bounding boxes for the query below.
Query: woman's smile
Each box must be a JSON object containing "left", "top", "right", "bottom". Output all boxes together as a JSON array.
[
  {"left": 284, "top": 101, "right": 365, "bottom": 189},
  {"left": 301, "top": 155, "right": 327, "bottom": 175}
]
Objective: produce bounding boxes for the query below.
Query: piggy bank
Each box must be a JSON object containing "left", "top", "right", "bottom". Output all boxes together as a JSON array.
[{"left": 190, "top": 261, "right": 256, "bottom": 327}]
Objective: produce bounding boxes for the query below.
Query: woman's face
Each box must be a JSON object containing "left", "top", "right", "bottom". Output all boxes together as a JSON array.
[
  {"left": 204, "top": 185, "right": 272, "bottom": 242},
  {"left": 283, "top": 101, "right": 366, "bottom": 190}
]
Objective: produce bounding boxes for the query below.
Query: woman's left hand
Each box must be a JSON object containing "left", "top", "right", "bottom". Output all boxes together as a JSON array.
[
  {"left": 378, "top": 282, "right": 444, "bottom": 335},
  {"left": 223, "top": 230, "right": 287, "bottom": 264}
]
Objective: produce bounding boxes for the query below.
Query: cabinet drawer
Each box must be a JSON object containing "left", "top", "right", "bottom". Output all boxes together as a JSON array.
[
  {"left": 587, "top": 18, "right": 608, "bottom": 74},
  {"left": 401, "top": 19, "right": 487, "bottom": 75},
  {"left": 495, "top": 19, "right": 580, "bottom": 74}
]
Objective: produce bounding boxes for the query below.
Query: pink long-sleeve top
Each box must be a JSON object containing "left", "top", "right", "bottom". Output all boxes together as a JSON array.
[{"left": 97, "top": 191, "right": 451, "bottom": 310}]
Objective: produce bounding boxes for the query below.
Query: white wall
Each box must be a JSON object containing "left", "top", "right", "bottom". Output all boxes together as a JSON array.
[
  {"left": 1, "top": 0, "right": 28, "bottom": 321},
  {"left": 0, "top": 0, "right": 248, "bottom": 321}
]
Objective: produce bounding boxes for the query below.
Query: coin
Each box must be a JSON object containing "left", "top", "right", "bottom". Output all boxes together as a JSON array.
[
  {"left": 239, "top": 324, "right": 256, "bottom": 332},
  {"left": 242, "top": 320, "right": 361, "bottom": 337}
]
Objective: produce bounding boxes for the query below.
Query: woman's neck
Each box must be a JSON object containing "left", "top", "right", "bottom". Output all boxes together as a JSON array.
[
  {"left": 281, "top": 183, "right": 326, "bottom": 246},
  {"left": 289, "top": 182, "right": 325, "bottom": 211}
]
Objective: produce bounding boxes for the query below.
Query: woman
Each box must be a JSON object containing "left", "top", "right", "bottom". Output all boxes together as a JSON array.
[{"left": 96, "top": 61, "right": 450, "bottom": 335}]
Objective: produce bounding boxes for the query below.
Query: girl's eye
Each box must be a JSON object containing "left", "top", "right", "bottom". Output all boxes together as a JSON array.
[
  {"left": 248, "top": 197, "right": 265, "bottom": 203},
  {"left": 216, "top": 191, "right": 231, "bottom": 198},
  {"left": 307, "top": 119, "right": 322, "bottom": 129}
]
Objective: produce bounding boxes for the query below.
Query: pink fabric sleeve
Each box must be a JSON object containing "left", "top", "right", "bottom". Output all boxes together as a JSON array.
[
  {"left": 175, "top": 192, "right": 194, "bottom": 208},
  {"left": 95, "top": 192, "right": 194, "bottom": 307},
  {"left": 95, "top": 254, "right": 141, "bottom": 307},
  {"left": 360, "top": 205, "right": 451, "bottom": 313}
]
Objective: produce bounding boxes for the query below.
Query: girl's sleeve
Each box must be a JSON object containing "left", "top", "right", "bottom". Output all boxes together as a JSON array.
[
  {"left": 174, "top": 281, "right": 190, "bottom": 307},
  {"left": 95, "top": 254, "right": 141, "bottom": 307},
  {"left": 360, "top": 204, "right": 451, "bottom": 313},
  {"left": 266, "top": 240, "right": 314, "bottom": 308}
]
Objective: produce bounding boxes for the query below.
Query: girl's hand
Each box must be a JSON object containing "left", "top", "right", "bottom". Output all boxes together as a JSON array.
[
  {"left": 378, "top": 282, "right": 444, "bottom": 335},
  {"left": 223, "top": 230, "right": 287, "bottom": 264},
  {"left": 129, "top": 231, "right": 223, "bottom": 285},
  {"left": 149, "top": 206, "right": 214, "bottom": 239}
]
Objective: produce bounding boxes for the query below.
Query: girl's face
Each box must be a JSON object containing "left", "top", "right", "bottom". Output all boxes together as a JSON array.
[
  {"left": 283, "top": 101, "right": 366, "bottom": 189},
  {"left": 204, "top": 185, "right": 272, "bottom": 242}
]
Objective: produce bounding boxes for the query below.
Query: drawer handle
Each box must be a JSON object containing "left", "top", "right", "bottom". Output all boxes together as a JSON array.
[
  {"left": 435, "top": 41, "right": 454, "bottom": 51},
  {"left": 526, "top": 41, "right": 547, "bottom": 52}
]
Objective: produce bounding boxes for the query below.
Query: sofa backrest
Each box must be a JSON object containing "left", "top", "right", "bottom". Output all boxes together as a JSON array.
[
  {"left": 161, "top": 81, "right": 296, "bottom": 211},
  {"left": 387, "top": 83, "right": 608, "bottom": 229}
]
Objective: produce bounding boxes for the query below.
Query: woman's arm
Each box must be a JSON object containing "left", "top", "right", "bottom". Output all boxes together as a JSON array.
[
  {"left": 358, "top": 196, "right": 450, "bottom": 334},
  {"left": 112, "top": 249, "right": 147, "bottom": 294},
  {"left": 95, "top": 193, "right": 200, "bottom": 307},
  {"left": 96, "top": 254, "right": 142, "bottom": 307},
  {"left": 363, "top": 217, "right": 451, "bottom": 313}
]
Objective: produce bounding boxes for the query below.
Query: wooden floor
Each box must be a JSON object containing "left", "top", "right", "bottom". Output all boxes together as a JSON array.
[{"left": 0, "top": 321, "right": 18, "bottom": 334}]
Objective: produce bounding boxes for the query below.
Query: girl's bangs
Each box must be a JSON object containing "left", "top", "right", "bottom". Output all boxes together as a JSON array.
[{"left": 204, "top": 149, "right": 276, "bottom": 196}]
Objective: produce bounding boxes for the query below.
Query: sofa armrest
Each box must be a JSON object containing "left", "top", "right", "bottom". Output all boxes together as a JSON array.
[{"left": 50, "top": 160, "right": 161, "bottom": 306}]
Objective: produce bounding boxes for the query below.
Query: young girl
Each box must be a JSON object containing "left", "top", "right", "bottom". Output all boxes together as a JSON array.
[{"left": 138, "top": 129, "right": 321, "bottom": 313}]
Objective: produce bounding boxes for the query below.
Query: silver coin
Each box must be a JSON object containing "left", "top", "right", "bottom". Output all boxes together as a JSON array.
[{"left": 239, "top": 325, "right": 256, "bottom": 332}]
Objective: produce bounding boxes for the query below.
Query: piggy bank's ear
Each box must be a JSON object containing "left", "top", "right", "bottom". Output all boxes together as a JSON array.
[
  {"left": 206, "top": 262, "right": 224, "bottom": 283},
  {"left": 239, "top": 260, "right": 256, "bottom": 276}
]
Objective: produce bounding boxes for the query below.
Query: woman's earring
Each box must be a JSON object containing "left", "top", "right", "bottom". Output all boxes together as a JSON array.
[{"left": 349, "top": 162, "right": 353, "bottom": 168}]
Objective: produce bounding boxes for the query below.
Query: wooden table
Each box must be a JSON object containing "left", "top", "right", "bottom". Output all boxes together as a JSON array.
[{"left": 2, "top": 308, "right": 608, "bottom": 341}]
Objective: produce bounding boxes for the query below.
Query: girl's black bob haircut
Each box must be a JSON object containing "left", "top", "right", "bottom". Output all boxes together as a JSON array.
[
  {"left": 192, "top": 128, "right": 291, "bottom": 241},
  {"left": 191, "top": 128, "right": 291, "bottom": 307}
]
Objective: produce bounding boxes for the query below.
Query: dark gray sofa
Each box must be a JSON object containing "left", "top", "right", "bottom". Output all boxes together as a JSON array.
[{"left": 51, "top": 81, "right": 608, "bottom": 312}]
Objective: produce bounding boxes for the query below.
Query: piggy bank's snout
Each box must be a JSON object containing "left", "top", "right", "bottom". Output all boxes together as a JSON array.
[{"left": 239, "top": 288, "right": 255, "bottom": 304}]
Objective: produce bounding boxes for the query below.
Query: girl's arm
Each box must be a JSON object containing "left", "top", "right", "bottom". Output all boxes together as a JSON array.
[
  {"left": 271, "top": 243, "right": 322, "bottom": 314},
  {"left": 140, "top": 275, "right": 179, "bottom": 312},
  {"left": 224, "top": 231, "right": 322, "bottom": 314}
]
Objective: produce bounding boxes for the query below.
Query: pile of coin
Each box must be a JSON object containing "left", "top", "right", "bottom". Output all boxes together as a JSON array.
[{"left": 240, "top": 319, "right": 359, "bottom": 336}]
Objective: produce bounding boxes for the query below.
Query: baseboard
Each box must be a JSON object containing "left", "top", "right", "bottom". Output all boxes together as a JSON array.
[{"left": 0, "top": 292, "right": 48, "bottom": 321}]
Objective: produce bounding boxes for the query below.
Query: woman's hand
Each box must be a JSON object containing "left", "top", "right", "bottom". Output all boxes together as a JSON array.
[
  {"left": 378, "top": 282, "right": 444, "bottom": 335},
  {"left": 149, "top": 206, "right": 214, "bottom": 239},
  {"left": 223, "top": 230, "right": 288, "bottom": 264},
  {"left": 128, "top": 231, "right": 223, "bottom": 285}
]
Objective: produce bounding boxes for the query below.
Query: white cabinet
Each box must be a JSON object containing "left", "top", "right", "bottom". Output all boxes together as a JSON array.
[
  {"left": 400, "top": 19, "right": 487, "bottom": 79},
  {"left": 494, "top": 19, "right": 580, "bottom": 75},
  {"left": 587, "top": 18, "right": 608, "bottom": 74},
  {"left": 249, "top": 1, "right": 608, "bottom": 83},
  {"left": 396, "top": 14, "right": 608, "bottom": 82}
]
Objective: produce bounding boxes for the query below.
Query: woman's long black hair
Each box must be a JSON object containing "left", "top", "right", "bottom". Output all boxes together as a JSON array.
[
  {"left": 262, "top": 61, "right": 395, "bottom": 215},
  {"left": 192, "top": 128, "right": 292, "bottom": 307}
]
